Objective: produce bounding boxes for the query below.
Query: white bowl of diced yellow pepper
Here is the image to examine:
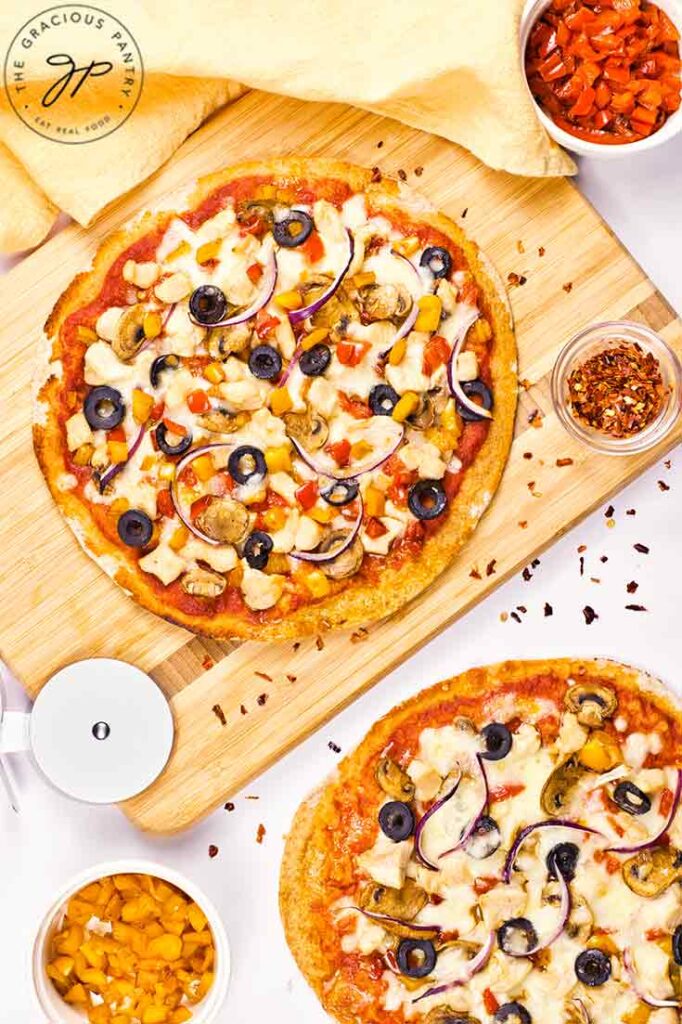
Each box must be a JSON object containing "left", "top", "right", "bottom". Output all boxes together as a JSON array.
[{"left": 32, "top": 860, "right": 230, "bottom": 1024}]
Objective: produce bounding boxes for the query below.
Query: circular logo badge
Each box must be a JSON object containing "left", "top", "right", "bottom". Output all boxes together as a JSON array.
[{"left": 3, "top": 4, "right": 143, "bottom": 144}]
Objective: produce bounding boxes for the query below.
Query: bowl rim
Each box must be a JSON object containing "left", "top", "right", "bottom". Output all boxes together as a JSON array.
[
  {"left": 551, "top": 319, "right": 682, "bottom": 455},
  {"left": 31, "top": 858, "right": 230, "bottom": 1024},
  {"left": 520, "top": 0, "right": 682, "bottom": 157}
]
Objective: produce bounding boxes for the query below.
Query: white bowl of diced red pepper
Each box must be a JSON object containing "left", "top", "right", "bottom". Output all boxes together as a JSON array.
[{"left": 521, "top": 0, "right": 682, "bottom": 157}]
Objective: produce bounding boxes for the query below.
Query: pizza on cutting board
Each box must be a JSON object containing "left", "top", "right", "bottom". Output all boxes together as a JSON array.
[
  {"left": 280, "top": 659, "right": 682, "bottom": 1024},
  {"left": 34, "top": 158, "right": 516, "bottom": 640}
]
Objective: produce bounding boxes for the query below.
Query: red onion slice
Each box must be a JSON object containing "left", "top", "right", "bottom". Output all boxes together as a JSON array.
[
  {"left": 412, "top": 930, "right": 495, "bottom": 1003},
  {"left": 414, "top": 768, "right": 463, "bottom": 871},
  {"left": 446, "top": 307, "right": 493, "bottom": 420},
  {"left": 504, "top": 872, "right": 571, "bottom": 958},
  {"left": 503, "top": 820, "right": 604, "bottom": 884},
  {"left": 624, "top": 947, "right": 681, "bottom": 1008},
  {"left": 288, "top": 231, "right": 354, "bottom": 326},
  {"left": 170, "top": 442, "right": 235, "bottom": 545},
  {"left": 97, "top": 423, "right": 146, "bottom": 491},
  {"left": 188, "top": 251, "right": 278, "bottom": 328},
  {"left": 290, "top": 495, "right": 363, "bottom": 563},
  {"left": 161, "top": 302, "right": 177, "bottom": 330},
  {"left": 439, "top": 755, "right": 490, "bottom": 860},
  {"left": 607, "top": 769, "right": 682, "bottom": 854},
  {"left": 290, "top": 420, "right": 404, "bottom": 482}
]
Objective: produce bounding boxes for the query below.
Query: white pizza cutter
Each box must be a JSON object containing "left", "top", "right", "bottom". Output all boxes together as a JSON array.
[{"left": 0, "top": 657, "right": 174, "bottom": 809}]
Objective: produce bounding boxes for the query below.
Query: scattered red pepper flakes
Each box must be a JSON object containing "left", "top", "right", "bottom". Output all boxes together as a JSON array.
[
  {"left": 510, "top": 611, "right": 522, "bottom": 624},
  {"left": 212, "top": 703, "right": 226, "bottom": 726},
  {"left": 626, "top": 508, "right": 637, "bottom": 515},
  {"left": 208, "top": 844, "right": 219, "bottom": 858},
  {"left": 255, "top": 670, "right": 272, "bottom": 682},
  {"left": 351, "top": 627, "right": 369, "bottom": 643},
  {"left": 286, "top": 673, "right": 297, "bottom": 683},
  {"left": 634, "top": 542, "right": 650, "bottom": 553},
  {"left": 627, "top": 580, "right": 639, "bottom": 593},
  {"left": 507, "top": 272, "right": 528, "bottom": 287},
  {"left": 567, "top": 341, "right": 667, "bottom": 437},
  {"left": 397, "top": 168, "right": 407, "bottom": 181},
  {"left": 315, "top": 635, "right": 325, "bottom": 651},
  {"left": 626, "top": 604, "right": 648, "bottom": 612},
  {"left": 486, "top": 559, "right": 497, "bottom": 577},
  {"left": 202, "top": 655, "right": 214, "bottom": 671},
  {"left": 664, "top": 458, "right": 672, "bottom": 468},
  {"left": 518, "top": 520, "right": 528, "bottom": 529},
  {"left": 371, "top": 166, "right": 382, "bottom": 183},
  {"left": 544, "top": 602, "right": 554, "bottom": 617},
  {"left": 257, "top": 693, "right": 268, "bottom": 706},
  {"left": 256, "top": 824, "right": 266, "bottom": 844},
  {"left": 563, "top": 282, "right": 573, "bottom": 294},
  {"left": 377, "top": 140, "right": 384, "bottom": 148},
  {"left": 240, "top": 704, "right": 248, "bottom": 716},
  {"left": 658, "top": 479, "right": 671, "bottom": 491},
  {"left": 523, "top": 451, "right": 533, "bottom": 459},
  {"left": 605, "top": 504, "right": 615, "bottom": 517},
  {"left": 583, "top": 605, "right": 599, "bottom": 625},
  {"left": 461, "top": 207, "right": 469, "bottom": 218},
  {"left": 224, "top": 802, "right": 235, "bottom": 812},
  {"left": 525, "top": 0, "right": 681, "bottom": 147},
  {"left": 470, "top": 566, "right": 482, "bottom": 580},
  {"left": 328, "top": 741, "right": 342, "bottom": 753},
  {"left": 292, "top": 641, "right": 301, "bottom": 652},
  {"left": 538, "top": 246, "right": 546, "bottom": 257},
  {"left": 414, "top": 166, "right": 424, "bottom": 177},
  {"left": 556, "top": 457, "right": 574, "bottom": 467},
  {"left": 578, "top": 544, "right": 587, "bottom": 553}
]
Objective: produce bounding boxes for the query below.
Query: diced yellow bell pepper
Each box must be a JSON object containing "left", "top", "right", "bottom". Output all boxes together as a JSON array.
[
  {"left": 351, "top": 271, "right": 376, "bottom": 289},
  {"left": 49, "top": 956, "right": 76, "bottom": 978},
  {"left": 187, "top": 903, "right": 207, "bottom": 933},
  {"left": 350, "top": 440, "right": 372, "bottom": 460},
  {"left": 262, "top": 506, "right": 288, "bottom": 532},
  {"left": 79, "top": 967, "right": 109, "bottom": 988},
  {"left": 388, "top": 337, "right": 407, "bottom": 366},
  {"left": 109, "top": 497, "right": 130, "bottom": 516},
  {"left": 587, "top": 933, "right": 619, "bottom": 956},
  {"left": 63, "top": 982, "right": 88, "bottom": 1004},
  {"left": 165, "top": 241, "right": 190, "bottom": 263},
  {"left": 414, "top": 294, "right": 442, "bottom": 333},
  {"left": 76, "top": 325, "right": 98, "bottom": 344},
  {"left": 392, "top": 392, "right": 420, "bottom": 423},
  {"left": 88, "top": 1006, "right": 112, "bottom": 1024},
  {"left": 169, "top": 526, "right": 189, "bottom": 552},
  {"left": 81, "top": 940, "right": 106, "bottom": 970},
  {"left": 471, "top": 318, "right": 492, "bottom": 345},
  {"left": 73, "top": 443, "right": 94, "bottom": 466},
  {"left": 365, "top": 486, "right": 386, "bottom": 518},
  {"left": 170, "top": 1008, "right": 192, "bottom": 1024},
  {"left": 55, "top": 924, "right": 85, "bottom": 956},
  {"left": 622, "top": 1006, "right": 652, "bottom": 1024},
  {"left": 143, "top": 312, "right": 163, "bottom": 340},
  {"left": 304, "top": 570, "right": 332, "bottom": 599},
  {"left": 203, "top": 362, "right": 224, "bottom": 384},
  {"left": 158, "top": 461, "right": 176, "bottom": 482},
  {"left": 265, "top": 446, "right": 292, "bottom": 473},
  {"left": 308, "top": 505, "right": 335, "bottom": 524},
  {"left": 579, "top": 730, "right": 622, "bottom": 772},
  {"left": 440, "top": 398, "right": 459, "bottom": 433},
  {"left": 270, "top": 387, "right": 293, "bottom": 416},
  {"left": 141, "top": 1003, "right": 168, "bottom": 1023},
  {"left": 274, "top": 289, "right": 303, "bottom": 310},
  {"left": 133, "top": 389, "right": 155, "bottom": 425},
  {"left": 107, "top": 441, "right": 129, "bottom": 464},
  {"left": 196, "top": 240, "right": 222, "bottom": 265},
  {"left": 191, "top": 454, "right": 215, "bottom": 483},
  {"left": 147, "top": 934, "right": 183, "bottom": 962},
  {"left": 301, "top": 327, "right": 329, "bottom": 351},
  {"left": 392, "top": 236, "right": 420, "bottom": 257},
  {"left": 140, "top": 454, "right": 156, "bottom": 472}
]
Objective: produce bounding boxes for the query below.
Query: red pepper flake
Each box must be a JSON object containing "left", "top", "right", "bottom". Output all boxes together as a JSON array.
[
  {"left": 208, "top": 844, "right": 219, "bottom": 859},
  {"left": 590, "top": 577, "right": 601, "bottom": 585},
  {"left": 371, "top": 166, "right": 382, "bottom": 183},
  {"left": 518, "top": 520, "right": 528, "bottom": 529},
  {"left": 255, "top": 671, "right": 272, "bottom": 682},
  {"left": 510, "top": 611, "right": 522, "bottom": 624},
  {"left": 292, "top": 641, "right": 301, "bottom": 652},
  {"left": 538, "top": 246, "right": 546, "bottom": 257},
  {"left": 567, "top": 342, "right": 667, "bottom": 438},
  {"left": 470, "top": 567, "right": 482, "bottom": 580},
  {"left": 578, "top": 544, "right": 587, "bottom": 553},
  {"left": 579, "top": 556, "right": 585, "bottom": 577},
  {"left": 583, "top": 605, "right": 599, "bottom": 625},
  {"left": 328, "top": 741, "right": 341, "bottom": 753},
  {"left": 563, "top": 282, "right": 573, "bottom": 294},
  {"left": 377, "top": 140, "right": 384, "bottom": 148},
  {"left": 246, "top": 795, "right": 260, "bottom": 800},
  {"left": 600, "top": 555, "right": 608, "bottom": 563},
  {"left": 397, "top": 168, "right": 407, "bottom": 182},
  {"left": 516, "top": 605, "right": 528, "bottom": 615},
  {"left": 627, "top": 581, "right": 639, "bottom": 594},
  {"left": 658, "top": 479, "right": 671, "bottom": 492},
  {"left": 483, "top": 988, "right": 500, "bottom": 1014},
  {"left": 257, "top": 693, "right": 268, "bottom": 706},
  {"left": 626, "top": 604, "right": 648, "bottom": 612},
  {"left": 507, "top": 272, "right": 527, "bottom": 287},
  {"left": 224, "top": 802, "right": 235, "bottom": 812},
  {"left": 605, "top": 505, "right": 614, "bottom": 518},
  {"left": 522, "top": 567, "right": 533, "bottom": 582},
  {"left": 414, "top": 166, "right": 424, "bottom": 177},
  {"left": 520, "top": 379, "right": 532, "bottom": 391},
  {"left": 351, "top": 627, "right": 369, "bottom": 643},
  {"left": 256, "top": 824, "right": 266, "bottom": 844},
  {"left": 286, "top": 674, "right": 297, "bottom": 683},
  {"left": 486, "top": 559, "right": 497, "bottom": 577},
  {"left": 315, "top": 635, "right": 325, "bottom": 651},
  {"left": 523, "top": 451, "right": 533, "bottom": 460},
  {"left": 240, "top": 704, "right": 248, "bottom": 715},
  {"left": 212, "top": 703, "right": 226, "bottom": 726},
  {"left": 634, "top": 543, "right": 650, "bottom": 554},
  {"left": 202, "top": 655, "right": 214, "bottom": 671},
  {"left": 544, "top": 602, "right": 553, "bottom": 617},
  {"left": 665, "top": 459, "right": 672, "bottom": 469},
  {"left": 556, "top": 457, "right": 574, "bottom": 467},
  {"left": 626, "top": 508, "right": 637, "bottom": 516},
  {"left": 461, "top": 207, "right": 468, "bottom": 219}
]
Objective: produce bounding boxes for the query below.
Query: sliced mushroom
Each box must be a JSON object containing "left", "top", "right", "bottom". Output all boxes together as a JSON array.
[
  {"left": 453, "top": 716, "right": 477, "bottom": 735},
  {"left": 359, "top": 878, "right": 428, "bottom": 922},
  {"left": 180, "top": 568, "right": 226, "bottom": 598},
  {"left": 282, "top": 409, "right": 329, "bottom": 451},
  {"left": 424, "top": 1011, "right": 480, "bottom": 1024},
  {"left": 303, "top": 277, "right": 359, "bottom": 339},
  {"left": 197, "top": 408, "right": 249, "bottom": 434},
  {"left": 564, "top": 895, "right": 594, "bottom": 943},
  {"left": 194, "top": 497, "right": 250, "bottom": 545},
  {"left": 375, "top": 757, "right": 415, "bottom": 801},
  {"left": 207, "top": 322, "right": 252, "bottom": 361},
  {"left": 112, "top": 305, "right": 147, "bottom": 362},
  {"left": 622, "top": 846, "right": 682, "bottom": 898},
  {"left": 319, "top": 533, "right": 364, "bottom": 580},
  {"left": 407, "top": 392, "right": 440, "bottom": 431},
  {"left": 565, "top": 682, "right": 618, "bottom": 729},
  {"left": 358, "top": 283, "right": 413, "bottom": 323},
  {"left": 236, "top": 199, "right": 276, "bottom": 231},
  {"left": 541, "top": 755, "right": 587, "bottom": 817}
]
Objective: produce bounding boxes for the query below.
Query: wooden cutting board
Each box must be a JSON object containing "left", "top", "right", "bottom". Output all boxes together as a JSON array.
[{"left": 0, "top": 91, "right": 679, "bottom": 833}]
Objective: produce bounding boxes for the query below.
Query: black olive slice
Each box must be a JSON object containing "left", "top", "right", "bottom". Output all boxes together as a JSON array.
[
  {"left": 497, "top": 918, "right": 538, "bottom": 957},
  {"left": 228, "top": 445, "right": 267, "bottom": 484},
  {"left": 150, "top": 353, "right": 180, "bottom": 389},
  {"left": 273, "top": 210, "right": 314, "bottom": 248},
  {"left": 408, "top": 480, "right": 448, "bottom": 521},
  {"left": 494, "top": 1003, "right": 532, "bottom": 1024},
  {"left": 84, "top": 386, "right": 125, "bottom": 431},
  {"left": 456, "top": 379, "right": 494, "bottom": 422},
  {"left": 481, "top": 723, "right": 513, "bottom": 761},
  {"left": 420, "top": 246, "right": 453, "bottom": 280},
  {"left": 673, "top": 924, "right": 682, "bottom": 965},
  {"left": 117, "top": 509, "right": 153, "bottom": 548},
  {"left": 189, "top": 285, "right": 228, "bottom": 326},
  {"left": 612, "top": 780, "right": 652, "bottom": 816},
  {"left": 575, "top": 949, "right": 611, "bottom": 987},
  {"left": 378, "top": 801, "right": 415, "bottom": 843},
  {"left": 321, "top": 479, "right": 359, "bottom": 507},
  {"left": 464, "top": 815, "right": 501, "bottom": 860},
  {"left": 243, "top": 530, "right": 273, "bottom": 570},
  {"left": 396, "top": 938, "right": 437, "bottom": 979},
  {"left": 546, "top": 842, "right": 580, "bottom": 882},
  {"left": 248, "top": 344, "right": 282, "bottom": 380},
  {"left": 155, "top": 423, "right": 193, "bottom": 457},
  {"left": 369, "top": 384, "right": 400, "bottom": 417},
  {"left": 299, "top": 344, "right": 332, "bottom": 377}
]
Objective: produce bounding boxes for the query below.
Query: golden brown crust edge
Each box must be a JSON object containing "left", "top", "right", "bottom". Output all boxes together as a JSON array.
[
  {"left": 34, "top": 158, "right": 517, "bottom": 641},
  {"left": 278, "top": 657, "right": 682, "bottom": 1016}
]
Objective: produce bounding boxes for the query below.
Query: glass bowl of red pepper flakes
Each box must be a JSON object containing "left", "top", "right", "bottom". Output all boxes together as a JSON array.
[
  {"left": 521, "top": 0, "right": 682, "bottom": 156},
  {"left": 552, "top": 321, "right": 681, "bottom": 453}
]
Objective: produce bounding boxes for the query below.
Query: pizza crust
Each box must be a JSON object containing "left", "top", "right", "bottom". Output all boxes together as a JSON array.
[
  {"left": 34, "top": 158, "right": 517, "bottom": 640},
  {"left": 279, "top": 657, "right": 682, "bottom": 1020}
]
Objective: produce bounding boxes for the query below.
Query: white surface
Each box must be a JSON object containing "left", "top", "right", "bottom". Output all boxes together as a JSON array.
[{"left": 1, "top": 150, "right": 681, "bottom": 1021}]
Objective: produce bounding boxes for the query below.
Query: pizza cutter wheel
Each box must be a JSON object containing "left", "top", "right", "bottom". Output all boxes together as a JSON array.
[{"left": 0, "top": 658, "right": 174, "bottom": 807}]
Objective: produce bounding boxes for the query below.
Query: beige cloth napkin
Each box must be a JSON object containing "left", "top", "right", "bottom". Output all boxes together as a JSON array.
[{"left": 0, "top": 0, "right": 575, "bottom": 254}]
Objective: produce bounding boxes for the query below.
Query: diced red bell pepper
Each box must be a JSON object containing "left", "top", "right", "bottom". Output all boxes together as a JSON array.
[
  {"left": 336, "top": 341, "right": 370, "bottom": 367},
  {"left": 300, "top": 232, "right": 324, "bottom": 264},
  {"left": 326, "top": 439, "right": 351, "bottom": 467},
  {"left": 422, "top": 335, "right": 450, "bottom": 376},
  {"left": 296, "top": 480, "right": 318, "bottom": 511},
  {"left": 187, "top": 390, "right": 210, "bottom": 414},
  {"left": 156, "top": 489, "right": 175, "bottom": 519},
  {"left": 246, "top": 262, "right": 263, "bottom": 284}
]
